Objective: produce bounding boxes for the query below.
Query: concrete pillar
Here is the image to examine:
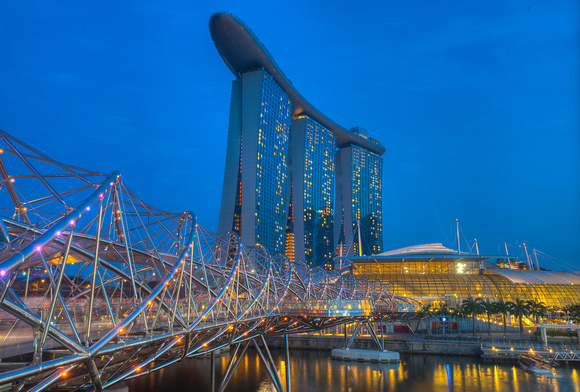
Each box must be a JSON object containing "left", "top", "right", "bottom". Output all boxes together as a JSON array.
[{"left": 541, "top": 327, "right": 547, "bottom": 345}]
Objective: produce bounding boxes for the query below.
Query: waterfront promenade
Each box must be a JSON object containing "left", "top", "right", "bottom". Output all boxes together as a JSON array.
[{"left": 267, "top": 331, "right": 580, "bottom": 361}]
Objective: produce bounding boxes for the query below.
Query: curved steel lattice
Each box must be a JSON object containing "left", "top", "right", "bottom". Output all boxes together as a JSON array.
[{"left": 0, "top": 131, "right": 395, "bottom": 391}]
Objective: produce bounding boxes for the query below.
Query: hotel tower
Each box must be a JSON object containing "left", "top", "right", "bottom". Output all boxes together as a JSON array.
[{"left": 210, "top": 13, "right": 385, "bottom": 268}]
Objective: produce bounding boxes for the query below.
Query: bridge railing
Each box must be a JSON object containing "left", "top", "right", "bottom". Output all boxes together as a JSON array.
[{"left": 280, "top": 299, "right": 374, "bottom": 317}]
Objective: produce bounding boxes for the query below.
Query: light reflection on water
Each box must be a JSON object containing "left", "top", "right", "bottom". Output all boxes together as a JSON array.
[{"left": 128, "top": 350, "right": 580, "bottom": 392}]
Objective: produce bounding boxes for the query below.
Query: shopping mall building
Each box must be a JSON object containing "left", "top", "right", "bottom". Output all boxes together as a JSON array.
[{"left": 336, "top": 243, "right": 580, "bottom": 308}]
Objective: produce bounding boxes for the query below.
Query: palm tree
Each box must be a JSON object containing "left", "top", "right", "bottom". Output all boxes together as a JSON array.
[
  {"left": 494, "top": 298, "right": 510, "bottom": 336},
  {"left": 462, "top": 296, "right": 484, "bottom": 336},
  {"left": 527, "top": 300, "right": 547, "bottom": 333},
  {"left": 481, "top": 298, "right": 496, "bottom": 337},
  {"left": 417, "top": 304, "right": 436, "bottom": 336},
  {"left": 507, "top": 298, "right": 530, "bottom": 336},
  {"left": 436, "top": 303, "right": 451, "bottom": 337},
  {"left": 450, "top": 305, "right": 464, "bottom": 336}
]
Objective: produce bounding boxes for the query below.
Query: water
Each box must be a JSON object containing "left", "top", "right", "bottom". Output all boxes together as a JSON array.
[{"left": 128, "top": 349, "right": 580, "bottom": 392}]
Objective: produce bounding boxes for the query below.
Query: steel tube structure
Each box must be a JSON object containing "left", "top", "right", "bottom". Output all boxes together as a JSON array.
[{"left": 0, "top": 130, "right": 397, "bottom": 390}]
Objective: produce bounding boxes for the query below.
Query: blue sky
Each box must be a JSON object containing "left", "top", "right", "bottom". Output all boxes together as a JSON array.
[{"left": 1, "top": 1, "right": 578, "bottom": 269}]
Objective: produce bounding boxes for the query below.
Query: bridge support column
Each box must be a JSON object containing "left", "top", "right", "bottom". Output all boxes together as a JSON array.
[
  {"left": 253, "top": 338, "right": 284, "bottom": 392},
  {"left": 346, "top": 322, "right": 361, "bottom": 349},
  {"left": 217, "top": 342, "right": 250, "bottom": 392},
  {"left": 284, "top": 334, "right": 291, "bottom": 392},
  {"left": 86, "top": 359, "right": 103, "bottom": 392},
  {"left": 380, "top": 320, "right": 385, "bottom": 351},
  {"left": 210, "top": 351, "right": 215, "bottom": 392},
  {"left": 363, "top": 321, "right": 383, "bottom": 351},
  {"left": 540, "top": 326, "right": 548, "bottom": 346}
]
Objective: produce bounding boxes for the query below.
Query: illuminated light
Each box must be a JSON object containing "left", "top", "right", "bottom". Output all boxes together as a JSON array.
[
  {"left": 269, "top": 327, "right": 273, "bottom": 331},
  {"left": 22, "top": 207, "right": 27, "bottom": 212},
  {"left": 36, "top": 246, "right": 42, "bottom": 252},
  {"left": 56, "top": 231, "right": 61, "bottom": 236},
  {"left": 136, "top": 367, "right": 141, "bottom": 372},
  {"left": 119, "top": 328, "right": 124, "bottom": 333},
  {"left": 99, "top": 193, "right": 104, "bottom": 198},
  {"left": 70, "top": 220, "right": 75, "bottom": 226},
  {"left": 510, "top": 348, "right": 514, "bottom": 351},
  {"left": 165, "top": 282, "right": 169, "bottom": 286},
  {"left": 0, "top": 270, "right": 4, "bottom": 277},
  {"left": 86, "top": 206, "right": 90, "bottom": 211},
  {"left": 63, "top": 372, "right": 67, "bottom": 377},
  {"left": 9, "top": 178, "right": 15, "bottom": 183},
  {"left": 203, "top": 343, "right": 208, "bottom": 347}
]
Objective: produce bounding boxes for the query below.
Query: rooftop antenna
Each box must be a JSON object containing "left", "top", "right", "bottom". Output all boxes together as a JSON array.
[
  {"left": 504, "top": 242, "right": 511, "bottom": 269},
  {"left": 456, "top": 219, "right": 460, "bottom": 255},
  {"left": 533, "top": 247, "right": 540, "bottom": 271},
  {"left": 523, "top": 241, "right": 533, "bottom": 270}
]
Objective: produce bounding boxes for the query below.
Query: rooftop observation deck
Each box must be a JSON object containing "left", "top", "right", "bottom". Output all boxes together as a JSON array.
[{"left": 209, "top": 12, "right": 386, "bottom": 156}]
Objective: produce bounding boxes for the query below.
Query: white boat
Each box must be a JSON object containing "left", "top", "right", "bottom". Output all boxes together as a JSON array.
[{"left": 518, "top": 353, "right": 558, "bottom": 375}]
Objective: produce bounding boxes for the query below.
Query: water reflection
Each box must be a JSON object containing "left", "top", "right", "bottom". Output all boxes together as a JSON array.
[{"left": 128, "top": 349, "right": 580, "bottom": 392}]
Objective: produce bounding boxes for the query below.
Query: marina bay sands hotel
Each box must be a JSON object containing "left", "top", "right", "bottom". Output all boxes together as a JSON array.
[{"left": 210, "top": 13, "right": 385, "bottom": 268}]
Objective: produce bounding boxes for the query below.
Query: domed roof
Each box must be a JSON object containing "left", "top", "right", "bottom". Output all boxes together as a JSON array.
[{"left": 376, "top": 243, "right": 467, "bottom": 256}]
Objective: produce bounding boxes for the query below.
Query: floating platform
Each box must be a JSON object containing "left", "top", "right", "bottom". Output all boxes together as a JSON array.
[{"left": 331, "top": 348, "right": 400, "bottom": 363}]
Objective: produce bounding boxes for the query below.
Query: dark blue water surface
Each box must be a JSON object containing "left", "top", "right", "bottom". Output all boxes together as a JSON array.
[{"left": 128, "top": 349, "right": 580, "bottom": 392}]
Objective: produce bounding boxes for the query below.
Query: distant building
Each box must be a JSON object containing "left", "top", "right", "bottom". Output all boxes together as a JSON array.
[
  {"left": 335, "top": 142, "right": 383, "bottom": 257},
  {"left": 210, "top": 12, "right": 385, "bottom": 267},
  {"left": 217, "top": 69, "right": 293, "bottom": 255},
  {"left": 291, "top": 116, "right": 336, "bottom": 266}
]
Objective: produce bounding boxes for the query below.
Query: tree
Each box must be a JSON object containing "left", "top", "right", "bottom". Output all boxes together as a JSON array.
[
  {"left": 494, "top": 298, "right": 510, "bottom": 336},
  {"left": 507, "top": 298, "right": 530, "bottom": 336},
  {"left": 481, "top": 298, "right": 496, "bottom": 337},
  {"left": 563, "top": 304, "right": 580, "bottom": 324},
  {"left": 450, "top": 305, "right": 465, "bottom": 336},
  {"left": 527, "top": 300, "right": 547, "bottom": 330},
  {"left": 436, "top": 303, "right": 451, "bottom": 337},
  {"left": 462, "top": 296, "right": 484, "bottom": 336},
  {"left": 417, "top": 304, "right": 436, "bottom": 336}
]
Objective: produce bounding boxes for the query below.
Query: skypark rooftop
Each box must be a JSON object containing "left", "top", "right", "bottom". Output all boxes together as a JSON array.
[{"left": 209, "top": 12, "right": 386, "bottom": 155}]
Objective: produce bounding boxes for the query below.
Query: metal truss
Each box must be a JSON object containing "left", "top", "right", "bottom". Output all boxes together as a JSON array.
[{"left": 0, "top": 130, "right": 395, "bottom": 391}]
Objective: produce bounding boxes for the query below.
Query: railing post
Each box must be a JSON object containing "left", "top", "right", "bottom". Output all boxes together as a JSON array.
[{"left": 380, "top": 320, "right": 385, "bottom": 351}]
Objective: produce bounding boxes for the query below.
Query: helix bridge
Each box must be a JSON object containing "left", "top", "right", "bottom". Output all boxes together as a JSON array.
[{"left": 0, "top": 131, "right": 408, "bottom": 391}]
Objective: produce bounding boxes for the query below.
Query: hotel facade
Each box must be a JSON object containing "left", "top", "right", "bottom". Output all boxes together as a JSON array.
[{"left": 210, "top": 13, "right": 385, "bottom": 268}]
